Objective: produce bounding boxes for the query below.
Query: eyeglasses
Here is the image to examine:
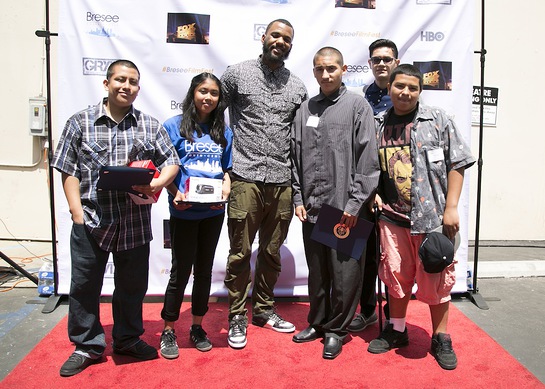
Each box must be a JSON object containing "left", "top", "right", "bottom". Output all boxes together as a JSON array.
[{"left": 370, "top": 56, "right": 395, "bottom": 65}]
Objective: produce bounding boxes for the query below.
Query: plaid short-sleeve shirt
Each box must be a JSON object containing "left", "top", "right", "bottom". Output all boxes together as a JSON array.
[{"left": 52, "top": 99, "right": 180, "bottom": 251}]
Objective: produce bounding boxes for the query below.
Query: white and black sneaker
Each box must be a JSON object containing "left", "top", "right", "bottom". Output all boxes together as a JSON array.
[
  {"left": 252, "top": 310, "right": 295, "bottom": 333},
  {"left": 228, "top": 315, "right": 248, "bottom": 349},
  {"left": 160, "top": 328, "right": 179, "bottom": 359}
]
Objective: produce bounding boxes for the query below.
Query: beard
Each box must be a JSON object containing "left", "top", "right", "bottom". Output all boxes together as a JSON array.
[{"left": 262, "top": 39, "right": 291, "bottom": 64}]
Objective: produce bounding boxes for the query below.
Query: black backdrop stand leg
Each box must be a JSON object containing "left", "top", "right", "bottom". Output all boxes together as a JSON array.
[
  {"left": 468, "top": 0, "right": 489, "bottom": 310},
  {"left": 36, "top": 0, "right": 65, "bottom": 314},
  {"left": 0, "top": 250, "right": 39, "bottom": 285}
]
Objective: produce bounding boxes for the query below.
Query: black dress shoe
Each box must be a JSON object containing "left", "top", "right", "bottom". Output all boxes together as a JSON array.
[
  {"left": 323, "top": 337, "right": 342, "bottom": 359},
  {"left": 292, "top": 326, "right": 322, "bottom": 343}
]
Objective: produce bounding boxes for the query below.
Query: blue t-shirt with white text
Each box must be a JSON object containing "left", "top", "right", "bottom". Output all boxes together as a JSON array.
[{"left": 163, "top": 114, "right": 233, "bottom": 220}]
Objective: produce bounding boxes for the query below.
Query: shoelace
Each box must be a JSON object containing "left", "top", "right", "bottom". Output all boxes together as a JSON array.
[
  {"left": 162, "top": 330, "right": 177, "bottom": 344},
  {"left": 438, "top": 336, "right": 453, "bottom": 352},
  {"left": 230, "top": 320, "right": 246, "bottom": 336},
  {"left": 268, "top": 312, "right": 285, "bottom": 324},
  {"left": 191, "top": 327, "right": 208, "bottom": 341}
]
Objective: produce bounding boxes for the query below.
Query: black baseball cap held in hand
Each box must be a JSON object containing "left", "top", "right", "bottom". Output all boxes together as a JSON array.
[{"left": 418, "top": 231, "right": 455, "bottom": 273}]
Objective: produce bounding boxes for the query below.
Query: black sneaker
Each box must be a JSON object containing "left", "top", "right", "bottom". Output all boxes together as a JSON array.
[
  {"left": 190, "top": 325, "right": 212, "bottom": 352},
  {"left": 228, "top": 315, "right": 248, "bottom": 349},
  {"left": 367, "top": 323, "right": 409, "bottom": 354},
  {"left": 252, "top": 310, "right": 295, "bottom": 333},
  {"left": 59, "top": 352, "right": 101, "bottom": 377},
  {"left": 160, "top": 329, "right": 179, "bottom": 359},
  {"left": 113, "top": 339, "right": 158, "bottom": 360},
  {"left": 431, "top": 333, "right": 458, "bottom": 370},
  {"left": 347, "top": 312, "right": 378, "bottom": 332}
]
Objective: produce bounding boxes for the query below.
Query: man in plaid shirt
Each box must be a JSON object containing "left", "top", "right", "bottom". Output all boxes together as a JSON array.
[{"left": 52, "top": 60, "right": 180, "bottom": 377}]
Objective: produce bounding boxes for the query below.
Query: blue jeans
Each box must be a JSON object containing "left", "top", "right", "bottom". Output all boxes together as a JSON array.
[{"left": 68, "top": 223, "right": 150, "bottom": 356}]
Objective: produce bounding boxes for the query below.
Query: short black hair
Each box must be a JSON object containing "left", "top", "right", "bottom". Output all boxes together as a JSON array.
[
  {"left": 389, "top": 64, "right": 423, "bottom": 91},
  {"left": 313, "top": 46, "right": 344, "bottom": 66},
  {"left": 265, "top": 19, "right": 294, "bottom": 35},
  {"left": 106, "top": 59, "right": 140, "bottom": 80},
  {"left": 368, "top": 39, "right": 398, "bottom": 59}
]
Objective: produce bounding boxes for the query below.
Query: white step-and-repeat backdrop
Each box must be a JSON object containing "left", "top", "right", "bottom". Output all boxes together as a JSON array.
[{"left": 55, "top": 0, "right": 473, "bottom": 296}]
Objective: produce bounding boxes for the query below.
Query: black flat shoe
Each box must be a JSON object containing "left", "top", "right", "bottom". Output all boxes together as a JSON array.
[
  {"left": 292, "top": 326, "right": 322, "bottom": 343},
  {"left": 323, "top": 337, "right": 342, "bottom": 359},
  {"left": 113, "top": 339, "right": 158, "bottom": 360}
]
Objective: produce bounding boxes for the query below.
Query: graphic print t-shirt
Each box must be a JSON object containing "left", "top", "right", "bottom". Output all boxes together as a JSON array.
[{"left": 378, "top": 111, "right": 416, "bottom": 227}]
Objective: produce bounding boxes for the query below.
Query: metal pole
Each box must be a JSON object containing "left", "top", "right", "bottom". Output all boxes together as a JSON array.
[
  {"left": 35, "top": 0, "right": 63, "bottom": 313},
  {"left": 469, "top": 0, "right": 489, "bottom": 310}
]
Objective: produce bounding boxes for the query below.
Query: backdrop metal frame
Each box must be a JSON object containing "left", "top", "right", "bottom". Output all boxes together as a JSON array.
[{"left": 33, "top": 0, "right": 489, "bottom": 312}]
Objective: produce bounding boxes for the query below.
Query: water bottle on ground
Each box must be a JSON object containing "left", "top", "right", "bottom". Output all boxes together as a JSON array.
[{"left": 37, "top": 260, "right": 54, "bottom": 296}]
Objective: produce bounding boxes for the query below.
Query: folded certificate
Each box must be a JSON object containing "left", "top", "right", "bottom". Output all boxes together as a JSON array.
[
  {"left": 97, "top": 165, "right": 156, "bottom": 195},
  {"left": 310, "top": 203, "right": 374, "bottom": 260}
]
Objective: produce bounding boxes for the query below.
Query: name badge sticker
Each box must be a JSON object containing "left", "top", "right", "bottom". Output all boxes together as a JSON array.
[
  {"left": 306, "top": 116, "right": 319, "bottom": 128},
  {"left": 427, "top": 148, "right": 444, "bottom": 163}
]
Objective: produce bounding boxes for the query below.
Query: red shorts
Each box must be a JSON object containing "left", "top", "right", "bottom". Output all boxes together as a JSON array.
[{"left": 378, "top": 220, "right": 456, "bottom": 305}]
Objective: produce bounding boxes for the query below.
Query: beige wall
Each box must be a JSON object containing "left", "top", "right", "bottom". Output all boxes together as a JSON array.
[
  {"left": 0, "top": 1, "right": 543, "bottom": 241},
  {"left": 468, "top": 1, "right": 545, "bottom": 240}
]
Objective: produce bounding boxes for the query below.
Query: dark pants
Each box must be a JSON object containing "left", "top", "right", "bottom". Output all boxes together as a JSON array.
[
  {"left": 69, "top": 223, "right": 150, "bottom": 356},
  {"left": 359, "top": 230, "right": 378, "bottom": 317},
  {"left": 302, "top": 222, "right": 365, "bottom": 340},
  {"left": 225, "top": 180, "right": 293, "bottom": 320},
  {"left": 161, "top": 213, "right": 225, "bottom": 321}
]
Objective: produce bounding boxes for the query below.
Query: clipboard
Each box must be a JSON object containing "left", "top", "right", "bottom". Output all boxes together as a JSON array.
[
  {"left": 97, "top": 165, "right": 156, "bottom": 194},
  {"left": 310, "top": 203, "right": 374, "bottom": 259}
]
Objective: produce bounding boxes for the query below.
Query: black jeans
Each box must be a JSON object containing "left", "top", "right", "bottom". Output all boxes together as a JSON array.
[
  {"left": 302, "top": 222, "right": 364, "bottom": 339},
  {"left": 69, "top": 223, "right": 150, "bottom": 356},
  {"left": 161, "top": 213, "right": 225, "bottom": 322}
]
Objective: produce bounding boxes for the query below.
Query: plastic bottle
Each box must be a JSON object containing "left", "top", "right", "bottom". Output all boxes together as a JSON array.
[
  {"left": 466, "top": 269, "right": 473, "bottom": 291},
  {"left": 37, "top": 260, "right": 54, "bottom": 296}
]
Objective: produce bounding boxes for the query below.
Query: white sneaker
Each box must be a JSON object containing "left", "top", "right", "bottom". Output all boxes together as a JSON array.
[{"left": 228, "top": 315, "right": 248, "bottom": 349}]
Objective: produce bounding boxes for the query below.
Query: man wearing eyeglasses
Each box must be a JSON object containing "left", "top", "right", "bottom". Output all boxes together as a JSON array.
[
  {"left": 364, "top": 39, "right": 400, "bottom": 115},
  {"left": 347, "top": 39, "right": 399, "bottom": 333}
]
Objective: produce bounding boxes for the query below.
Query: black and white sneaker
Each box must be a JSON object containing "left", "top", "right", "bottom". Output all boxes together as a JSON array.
[
  {"left": 228, "top": 315, "right": 248, "bottom": 349},
  {"left": 190, "top": 325, "right": 212, "bottom": 352},
  {"left": 160, "top": 329, "right": 179, "bottom": 359},
  {"left": 252, "top": 310, "right": 295, "bottom": 333}
]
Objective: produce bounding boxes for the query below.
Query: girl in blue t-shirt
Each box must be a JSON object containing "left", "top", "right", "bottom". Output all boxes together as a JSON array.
[{"left": 159, "top": 73, "right": 233, "bottom": 358}]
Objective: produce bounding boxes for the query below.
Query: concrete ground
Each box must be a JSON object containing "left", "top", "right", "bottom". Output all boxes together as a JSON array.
[{"left": 0, "top": 240, "right": 544, "bottom": 383}]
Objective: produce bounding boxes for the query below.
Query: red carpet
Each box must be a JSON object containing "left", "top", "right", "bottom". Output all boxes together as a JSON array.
[{"left": 1, "top": 300, "right": 543, "bottom": 389}]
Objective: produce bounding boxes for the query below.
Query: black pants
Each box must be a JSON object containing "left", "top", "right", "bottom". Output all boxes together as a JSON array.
[
  {"left": 69, "top": 223, "right": 150, "bottom": 355},
  {"left": 161, "top": 213, "right": 225, "bottom": 322},
  {"left": 302, "top": 222, "right": 364, "bottom": 339},
  {"left": 359, "top": 229, "right": 378, "bottom": 317}
]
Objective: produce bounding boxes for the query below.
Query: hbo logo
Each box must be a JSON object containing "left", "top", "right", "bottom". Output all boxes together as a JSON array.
[{"left": 420, "top": 31, "right": 445, "bottom": 41}]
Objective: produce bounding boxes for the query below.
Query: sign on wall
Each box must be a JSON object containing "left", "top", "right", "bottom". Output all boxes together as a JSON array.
[{"left": 472, "top": 86, "right": 499, "bottom": 126}]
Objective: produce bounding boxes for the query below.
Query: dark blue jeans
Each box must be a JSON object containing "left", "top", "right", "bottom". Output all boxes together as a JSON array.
[
  {"left": 69, "top": 223, "right": 150, "bottom": 356},
  {"left": 161, "top": 213, "right": 225, "bottom": 322}
]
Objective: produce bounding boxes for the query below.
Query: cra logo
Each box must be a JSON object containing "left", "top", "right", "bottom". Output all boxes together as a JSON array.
[
  {"left": 82, "top": 58, "right": 115, "bottom": 76},
  {"left": 254, "top": 24, "right": 267, "bottom": 41}
]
